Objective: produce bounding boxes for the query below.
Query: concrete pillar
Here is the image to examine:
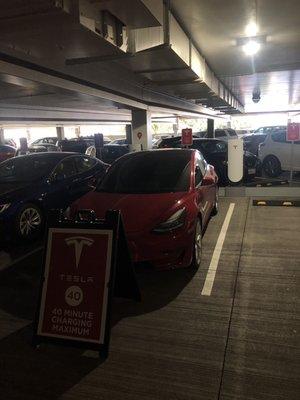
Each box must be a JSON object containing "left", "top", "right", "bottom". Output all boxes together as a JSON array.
[
  {"left": 207, "top": 118, "right": 214, "bottom": 138},
  {"left": 19, "top": 137, "right": 28, "bottom": 154},
  {"left": 75, "top": 126, "right": 81, "bottom": 138},
  {"left": 56, "top": 126, "right": 65, "bottom": 141},
  {"left": 125, "top": 124, "right": 132, "bottom": 144},
  {"left": 26, "top": 128, "right": 31, "bottom": 143},
  {"left": 132, "top": 110, "right": 152, "bottom": 151},
  {"left": 0, "top": 127, "right": 4, "bottom": 145}
]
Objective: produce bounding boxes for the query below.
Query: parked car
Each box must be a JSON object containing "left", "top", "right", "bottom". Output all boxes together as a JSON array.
[
  {"left": 0, "top": 153, "right": 108, "bottom": 239},
  {"left": 242, "top": 133, "right": 268, "bottom": 155},
  {"left": 16, "top": 143, "right": 60, "bottom": 155},
  {"left": 253, "top": 125, "right": 286, "bottom": 134},
  {"left": 58, "top": 138, "right": 94, "bottom": 153},
  {"left": 31, "top": 137, "right": 58, "bottom": 146},
  {"left": 157, "top": 130, "right": 237, "bottom": 148},
  {"left": 236, "top": 129, "right": 252, "bottom": 136},
  {"left": 258, "top": 129, "right": 300, "bottom": 177},
  {"left": 71, "top": 149, "right": 218, "bottom": 270},
  {"left": 108, "top": 138, "right": 128, "bottom": 145},
  {"left": 58, "top": 136, "right": 111, "bottom": 153},
  {"left": 31, "top": 143, "right": 60, "bottom": 152},
  {"left": 86, "top": 144, "right": 129, "bottom": 164},
  {"left": 0, "top": 145, "right": 16, "bottom": 163},
  {"left": 157, "top": 137, "right": 261, "bottom": 184},
  {"left": 157, "top": 135, "right": 203, "bottom": 149},
  {"left": 197, "top": 129, "right": 238, "bottom": 140}
]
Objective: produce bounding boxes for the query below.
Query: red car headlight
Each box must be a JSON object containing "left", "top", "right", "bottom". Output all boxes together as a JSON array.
[{"left": 153, "top": 208, "right": 186, "bottom": 233}]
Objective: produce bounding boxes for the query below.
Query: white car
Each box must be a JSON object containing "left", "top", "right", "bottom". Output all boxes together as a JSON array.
[{"left": 258, "top": 130, "right": 300, "bottom": 177}]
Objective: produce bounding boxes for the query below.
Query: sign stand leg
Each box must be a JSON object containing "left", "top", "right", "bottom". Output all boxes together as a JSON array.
[{"left": 289, "top": 141, "right": 294, "bottom": 183}]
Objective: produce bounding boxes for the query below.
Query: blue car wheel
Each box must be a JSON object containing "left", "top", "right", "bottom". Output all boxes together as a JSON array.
[{"left": 15, "top": 203, "right": 43, "bottom": 239}]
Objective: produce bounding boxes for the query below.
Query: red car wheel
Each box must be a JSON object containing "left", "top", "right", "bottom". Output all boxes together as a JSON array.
[{"left": 190, "top": 218, "right": 202, "bottom": 269}]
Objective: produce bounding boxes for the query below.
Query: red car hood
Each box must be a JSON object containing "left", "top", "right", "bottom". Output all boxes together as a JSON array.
[{"left": 73, "top": 191, "right": 187, "bottom": 233}]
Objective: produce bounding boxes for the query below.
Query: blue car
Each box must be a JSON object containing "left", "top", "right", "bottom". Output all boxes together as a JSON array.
[{"left": 0, "top": 152, "right": 108, "bottom": 240}]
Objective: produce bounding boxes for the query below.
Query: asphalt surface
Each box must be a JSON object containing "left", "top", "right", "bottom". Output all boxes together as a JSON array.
[{"left": 0, "top": 197, "right": 299, "bottom": 400}]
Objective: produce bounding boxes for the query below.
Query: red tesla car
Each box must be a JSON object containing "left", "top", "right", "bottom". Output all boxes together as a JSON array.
[{"left": 71, "top": 149, "right": 218, "bottom": 269}]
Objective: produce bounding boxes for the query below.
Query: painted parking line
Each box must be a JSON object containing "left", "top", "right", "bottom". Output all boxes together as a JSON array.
[
  {"left": 0, "top": 246, "right": 43, "bottom": 272},
  {"left": 201, "top": 203, "right": 235, "bottom": 296}
]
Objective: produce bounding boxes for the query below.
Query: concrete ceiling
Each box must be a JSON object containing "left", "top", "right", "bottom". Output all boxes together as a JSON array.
[{"left": 171, "top": 0, "right": 300, "bottom": 112}]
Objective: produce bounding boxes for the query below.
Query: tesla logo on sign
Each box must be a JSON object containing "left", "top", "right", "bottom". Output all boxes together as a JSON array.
[{"left": 65, "top": 236, "right": 94, "bottom": 269}]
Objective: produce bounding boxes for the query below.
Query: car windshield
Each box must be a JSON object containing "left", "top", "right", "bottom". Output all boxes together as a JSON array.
[
  {"left": 97, "top": 151, "right": 191, "bottom": 193},
  {"left": 0, "top": 155, "right": 59, "bottom": 182},
  {"left": 193, "top": 140, "right": 227, "bottom": 153},
  {"left": 227, "top": 129, "right": 237, "bottom": 137}
]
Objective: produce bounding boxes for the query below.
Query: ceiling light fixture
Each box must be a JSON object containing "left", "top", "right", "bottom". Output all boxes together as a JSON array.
[
  {"left": 243, "top": 40, "right": 260, "bottom": 56},
  {"left": 245, "top": 21, "right": 258, "bottom": 37}
]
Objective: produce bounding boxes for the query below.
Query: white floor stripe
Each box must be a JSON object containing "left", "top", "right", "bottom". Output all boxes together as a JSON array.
[
  {"left": 201, "top": 203, "right": 235, "bottom": 296},
  {"left": 0, "top": 246, "right": 43, "bottom": 272}
]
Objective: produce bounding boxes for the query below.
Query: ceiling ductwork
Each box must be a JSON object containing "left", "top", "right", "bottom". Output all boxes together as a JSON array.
[
  {"left": 0, "top": 0, "right": 243, "bottom": 114},
  {"left": 117, "top": 8, "right": 243, "bottom": 113},
  {"left": 66, "top": 1, "right": 243, "bottom": 113}
]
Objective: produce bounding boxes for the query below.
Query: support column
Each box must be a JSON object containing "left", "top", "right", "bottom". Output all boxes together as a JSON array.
[
  {"left": 75, "top": 126, "right": 81, "bottom": 138},
  {"left": 207, "top": 118, "right": 214, "bottom": 138},
  {"left": 56, "top": 126, "right": 65, "bottom": 141},
  {"left": 0, "top": 127, "right": 4, "bottom": 145},
  {"left": 26, "top": 128, "right": 31, "bottom": 143},
  {"left": 173, "top": 116, "right": 179, "bottom": 136},
  {"left": 125, "top": 124, "right": 132, "bottom": 145},
  {"left": 132, "top": 110, "right": 152, "bottom": 151}
]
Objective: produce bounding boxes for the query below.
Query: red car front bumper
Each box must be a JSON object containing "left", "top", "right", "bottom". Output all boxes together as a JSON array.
[{"left": 126, "top": 222, "right": 195, "bottom": 269}]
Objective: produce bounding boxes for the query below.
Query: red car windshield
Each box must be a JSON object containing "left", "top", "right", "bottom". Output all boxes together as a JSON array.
[{"left": 97, "top": 151, "right": 191, "bottom": 194}]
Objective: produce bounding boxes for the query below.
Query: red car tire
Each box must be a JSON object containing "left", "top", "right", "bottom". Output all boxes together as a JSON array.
[{"left": 190, "top": 218, "right": 202, "bottom": 269}]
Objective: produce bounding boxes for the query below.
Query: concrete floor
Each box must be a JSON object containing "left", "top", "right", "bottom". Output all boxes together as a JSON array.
[{"left": 0, "top": 198, "right": 299, "bottom": 400}]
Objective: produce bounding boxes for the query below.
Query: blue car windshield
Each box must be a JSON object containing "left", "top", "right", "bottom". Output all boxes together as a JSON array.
[{"left": 0, "top": 156, "right": 57, "bottom": 182}]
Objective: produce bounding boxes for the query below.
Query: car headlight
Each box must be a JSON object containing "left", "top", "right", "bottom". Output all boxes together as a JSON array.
[
  {"left": 0, "top": 203, "right": 10, "bottom": 214},
  {"left": 153, "top": 208, "right": 186, "bottom": 233}
]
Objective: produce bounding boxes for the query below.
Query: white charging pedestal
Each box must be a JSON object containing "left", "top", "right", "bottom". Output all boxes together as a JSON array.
[{"left": 228, "top": 138, "right": 243, "bottom": 183}]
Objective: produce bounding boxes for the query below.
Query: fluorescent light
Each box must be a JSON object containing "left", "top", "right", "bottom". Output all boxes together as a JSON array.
[
  {"left": 245, "top": 22, "right": 258, "bottom": 37},
  {"left": 243, "top": 40, "right": 260, "bottom": 56}
]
